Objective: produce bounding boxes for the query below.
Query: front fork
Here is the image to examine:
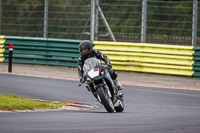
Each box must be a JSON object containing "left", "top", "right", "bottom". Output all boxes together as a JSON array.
[{"left": 87, "top": 79, "right": 113, "bottom": 103}]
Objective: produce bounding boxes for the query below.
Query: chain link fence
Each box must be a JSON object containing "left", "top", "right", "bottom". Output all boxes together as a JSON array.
[
  {"left": 145, "top": 0, "right": 198, "bottom": 46},
  {"left": 0, "top": 0, "right": 91, "bottom": 39},
  {"left": 0, "top": 0, "right": 199, "bottom": 46}
]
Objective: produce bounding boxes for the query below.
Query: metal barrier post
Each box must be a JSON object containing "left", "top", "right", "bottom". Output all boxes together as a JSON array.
[
  {"left": 0, "top": 0, "right": 2, "bottom": 34},
  {"left": 90, "top": 0, "right": 96, "bottom": 41},
  {"left": 44, "top": 0, "right": 48, "bottom": 38},
  {"left": 141, "top": 0, "right": 147, "bottom": 43},
  {"left": 192, "top": 0, "right": 198, "bottom": 46}
]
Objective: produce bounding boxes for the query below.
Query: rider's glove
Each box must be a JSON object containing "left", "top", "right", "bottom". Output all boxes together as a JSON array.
[
  {"left": 107, "top": 64, "right": 112, "bottom": 69},
  {"left": 80, "top": 77, "right": 85, "bottom": 84}
]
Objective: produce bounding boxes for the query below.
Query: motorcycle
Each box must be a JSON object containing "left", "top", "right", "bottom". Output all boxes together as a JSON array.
[{"left": 79, "top": 57, "right": 124, "bottom": 113}]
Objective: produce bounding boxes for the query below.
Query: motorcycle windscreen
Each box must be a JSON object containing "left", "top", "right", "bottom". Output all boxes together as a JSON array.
[{"left": 83, "top": 57, "right": 101, "bottom": 75}]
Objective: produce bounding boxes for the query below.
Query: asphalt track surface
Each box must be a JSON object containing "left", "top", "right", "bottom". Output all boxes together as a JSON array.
[{"left": 0, "top": 74, "right": 200, "bottom": 133}]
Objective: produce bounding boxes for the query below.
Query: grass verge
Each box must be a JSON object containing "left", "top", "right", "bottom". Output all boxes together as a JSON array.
[{"left": 0, "top": 94, "right": 67, "bottom": 110}]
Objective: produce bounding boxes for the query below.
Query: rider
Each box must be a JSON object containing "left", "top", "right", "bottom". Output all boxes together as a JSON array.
[{"left": 78, "top": 40, "right": 123, "bottom": 90}]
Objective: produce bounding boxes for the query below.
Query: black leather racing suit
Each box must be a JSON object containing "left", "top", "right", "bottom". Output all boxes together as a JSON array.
[{"left": 78, "top": 50, "right": 115, "bottom": 79}]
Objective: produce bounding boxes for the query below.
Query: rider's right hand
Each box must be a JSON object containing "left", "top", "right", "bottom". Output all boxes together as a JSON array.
[{"left": 80, "top": 77, "right": 85, "bottom": 84}]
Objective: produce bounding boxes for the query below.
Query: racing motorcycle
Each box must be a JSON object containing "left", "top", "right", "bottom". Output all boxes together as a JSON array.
[{"left": 79, "top": 57, "right": 124, "bottom": 113}]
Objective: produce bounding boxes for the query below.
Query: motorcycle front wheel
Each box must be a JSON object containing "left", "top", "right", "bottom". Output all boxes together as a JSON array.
[{"left": 97, "top": 87, "right": 115, "bottom": 113}]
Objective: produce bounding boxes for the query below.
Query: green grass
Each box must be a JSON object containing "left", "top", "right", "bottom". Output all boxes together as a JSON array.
[{"left": 0, "top": 94, "right": 67, "bottom": 110}]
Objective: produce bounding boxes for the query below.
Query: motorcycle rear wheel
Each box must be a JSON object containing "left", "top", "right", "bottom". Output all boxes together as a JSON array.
[{"left": 97, "top": 87, "right": 115, "bottom": 113}]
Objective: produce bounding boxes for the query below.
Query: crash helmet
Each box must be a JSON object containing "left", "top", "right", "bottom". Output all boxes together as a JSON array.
[{"left": 79, "top": 40, "right": 93, "bottom": 56}]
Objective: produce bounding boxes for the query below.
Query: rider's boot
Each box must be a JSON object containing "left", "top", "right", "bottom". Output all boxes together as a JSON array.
[
  {"left": 113, "top": 79, "right": 123, "bottom": 99},
  {"left": 113, "top": 79, "right": 123, "bottom": 90}
]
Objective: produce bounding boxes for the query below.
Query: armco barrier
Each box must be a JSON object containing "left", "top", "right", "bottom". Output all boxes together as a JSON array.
[
  {"left": 193, "top": 47, "right": 200, "bottom": 77},
  {"left": 1, "top": 36, "right": 199, "bottom": 77},
  {"left": 93, "top": 41, "right": 200, "bottom": 77},
  {"left": 2, "top": 36, "right": 81, "bottom": 67},
  {"left": 0, "top": 36, "right": 5, "bottom": 62}
]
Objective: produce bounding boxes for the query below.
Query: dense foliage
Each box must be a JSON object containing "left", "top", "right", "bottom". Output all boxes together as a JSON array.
[{"left": 1, "top": 0, "right": 199, "bottom": 45}]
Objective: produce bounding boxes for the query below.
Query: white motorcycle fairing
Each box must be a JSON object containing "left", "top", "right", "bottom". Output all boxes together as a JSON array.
[{"left": 88, "top": 68, "right": 99, "bottom": 78}]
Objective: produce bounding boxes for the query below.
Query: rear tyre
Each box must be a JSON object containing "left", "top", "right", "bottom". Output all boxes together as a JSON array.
[{"left": 97, "top": 87, "right": 114, "bottom": 113}]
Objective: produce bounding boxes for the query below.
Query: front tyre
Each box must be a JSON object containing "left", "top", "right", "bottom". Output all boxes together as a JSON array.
[{"left": 97, "top": 87, "right": 114, "bottom": 113}]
